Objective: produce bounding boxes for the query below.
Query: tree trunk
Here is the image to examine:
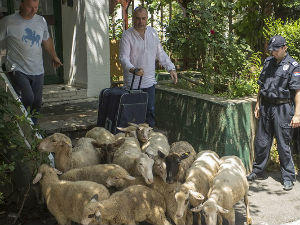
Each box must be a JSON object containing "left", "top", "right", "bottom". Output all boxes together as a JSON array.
[{"left": 169, "top": 2, "right": 172, "bottom": 22}]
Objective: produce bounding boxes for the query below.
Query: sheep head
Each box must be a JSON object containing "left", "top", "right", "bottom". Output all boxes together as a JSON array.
[
  {"left": 151, "top": 150, "right": 167, "bottom": 182},
  {"left": 165, "top": 152, "right": 191, "bottom": 183},
  {"left": 86, "top": 127, "right": 115, "bottom": 145},
  {"left": 128, "top": 122, "right": 152, "bottom": 143},
  {"left": 125, "top": 151, "right": 154, "bottom": 184},
  {"left": 191, "top": 199, "right": 229, "bottom": 225},
  {"left": 38, "top": 133, "right": 72, "bottom": 153},
  {"left": 32, "top": 164, "right": 62, "bottom": 184},
  {"left": 105, "top": 164, "right": 136, "bottom": 189},
  {"left": 99, "top": 137, "right": 125, "bottom": 163},
  {"left": 82, "top": 195, "right": 111, "bottom": 225}
]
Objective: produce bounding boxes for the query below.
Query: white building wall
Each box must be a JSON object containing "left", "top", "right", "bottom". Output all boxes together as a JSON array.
[
  {"left": 85, "top": 0, "right": 110, "bottom": 97},
  {"left": 62, "top": 0, "right": 88, "bottom": 88},
  {"left": 61, "top": 0, "right": 110, "bottom": 96}
]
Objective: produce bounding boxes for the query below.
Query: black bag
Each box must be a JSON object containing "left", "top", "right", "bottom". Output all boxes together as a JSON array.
[{"left": 97, "top": 75, "right": 148, "bottom": 134}]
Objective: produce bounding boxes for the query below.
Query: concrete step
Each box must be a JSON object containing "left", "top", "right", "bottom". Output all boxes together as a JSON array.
[
  {"left": 39, "top": 85, "right": 98, "bottom": 137},
  {"left": 42, "top": 84, "right": 88, "bottom": 103}
]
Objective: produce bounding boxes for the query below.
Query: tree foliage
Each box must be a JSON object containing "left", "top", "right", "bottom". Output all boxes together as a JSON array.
[
  {"left": 264, "top": 17, "right": 300, "bottom": 62},
  {"left": 0, "top": 86, "right": 47, "bottom": 206}
]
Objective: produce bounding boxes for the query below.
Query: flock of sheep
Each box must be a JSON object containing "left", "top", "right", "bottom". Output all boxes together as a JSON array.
[{"left": 34, "top": 123, "right": 253, "bottom": 225}]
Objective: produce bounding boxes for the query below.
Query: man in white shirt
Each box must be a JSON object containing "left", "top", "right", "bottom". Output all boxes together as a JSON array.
[{"left": 119, "top": 6, "right": 177, "bottom": 127}]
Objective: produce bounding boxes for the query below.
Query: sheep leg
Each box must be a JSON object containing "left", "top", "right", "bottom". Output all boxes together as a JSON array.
[
  {"left": 195, "top": 212, "right": 201, "bottom": 225},
  {"left": 217, "top": 213, "right": 223, "bottom": 225},
  {"left": 223, "top": 209, "right": 235, "bottom": 225},
  {"left": 244, "top": 194, "right": 252, "bottom": 225}
]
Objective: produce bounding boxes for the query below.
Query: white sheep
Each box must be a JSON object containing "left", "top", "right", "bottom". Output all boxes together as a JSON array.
[
  {"left": 165, "top": 141, "right": 197, "bottom": 183},
  {"left": 60, "top": 164, "right": 136, "bottom": 189},
  {"left": 38, "top": 133, "right": 101, "bottom": 172},
  {"left": 106, "top": 175, "right": 192, "bottom": 225},
  {"left": 85, "top": 127, "right": 123, "bottom": 163},
  {"left": 175, "top": 150, "right": 221, "bottom": 225},
  {"left": 85, "top": 126, "right": 115, "bottom": 145},
  {"left": 191, "top": 155, "right": 252, "bottom": 225},
  {"left": 81, "top": 184, "right": 172, "bottom": 225},
  {"left": 140, "top": 131, "right": 170, "bottom": 182},
  {"left": 112, "top": 136, "right": 154, "bottom": 184},
  {"left": 117, "top": 122, "right": 153, "bottom": 144},
  {"left": 32, "top": 164, "right": 110, "bottom": 225}
]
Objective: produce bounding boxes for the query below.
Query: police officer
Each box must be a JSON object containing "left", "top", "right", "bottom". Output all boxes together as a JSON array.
[{"left": 247, "top": 35, "right": 300, "bottom": 191}]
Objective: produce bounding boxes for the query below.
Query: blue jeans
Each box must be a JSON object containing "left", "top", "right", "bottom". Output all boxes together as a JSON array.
[
  {"left": 9, "top": 71, "right": 44, "bottom": 124},
  {"left": 142, "top": 85, "right": 155, "bottom": 127}
]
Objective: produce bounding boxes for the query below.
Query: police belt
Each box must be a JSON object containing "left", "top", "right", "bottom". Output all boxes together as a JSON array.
[{"left": 261, "top": 96, "right": 291, "bottom": 105}]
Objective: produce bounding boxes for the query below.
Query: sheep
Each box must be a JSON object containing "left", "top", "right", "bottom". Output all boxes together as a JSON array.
[
  {"left": 81, "top": 184, "right": 172, "bottom": 225},
  {"left": 38, "top": 133, "right": 101, "bottom": 172},
  {"left": 106, "top": 175, "right": 192, "bottom": 225},
  {"left": 32, "top": 164, "right": 110, "bottom": 225},
  {"left": 85, "top": 127, "right": 115, "bottom": 145},
  {"left": 85, "top": 127, "right": 122, "bottom": 163},
  {"left": 117, "top": 122, "right": 153, "bottom": 144},
  {"left": 175, "top": 150, "right": 221, "bottom": 225},
  {"left": 118, "top": 126, "right": 169, "bottom": 182},
  {"left": 141, "top": 131, "right": 170, "bottom": 182},
  {"left": 59, "top": 164, "right": 136, "bottom": 189},
  {"left": 165, "top": 141, "right": 197, "bottom": 183},
  {"left": 191, "top": 155, "right": 252, "bottom": 225},
  {"left": 112, "top": 136, "right": 154, "bottom": 184}
]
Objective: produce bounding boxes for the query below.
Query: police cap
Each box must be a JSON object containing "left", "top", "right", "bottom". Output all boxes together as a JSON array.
[{"left": 268, "top": 35, "right": 287, "bottom": 51}]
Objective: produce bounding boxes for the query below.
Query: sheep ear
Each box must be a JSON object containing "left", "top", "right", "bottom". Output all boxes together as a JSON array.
[
  {"left": 91, "top": 140, "right": 101, "bottom": 148},
  {"left": 32, "top": 173, "right": 42, "bottom": 184},
  {"left": 128, "top": 122, "right": 138, "bottom": 127},
  {"left": 190, "top": 204, "right": 203, "bottom": 212},
  {"left": 53, "top": 168, "right": 63, "bottom": 175},
  {"left": 179, "top": 152, "right": 190, "bottom": 160},
  {"left": 125, "top": 175, "right": 136, "bottom": 180},
  {"left": 158, "top": 150, "right": 167, "bottom": 159},
  {"left": 117, "top": 127, "right": 128, "bottom": 132},
  {"left": 217, "top": 205, "right": 229, "bottom": 214},
  {"left": 113, "top": 137, "right": 125, "bottom": 148},
  {"left": 90, "top": 194, "right": 98, "bottom": 202},
  {"left": 189, "top": 190, "right": 205, "bottom": 200}
]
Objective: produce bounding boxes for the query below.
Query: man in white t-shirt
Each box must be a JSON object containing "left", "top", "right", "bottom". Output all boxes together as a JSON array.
[
  {"left": 119, "top": 6, "right": 177, "bottom": 127},
  {"left": 0, "top": 0, "right": 62, "bottom": 124}
]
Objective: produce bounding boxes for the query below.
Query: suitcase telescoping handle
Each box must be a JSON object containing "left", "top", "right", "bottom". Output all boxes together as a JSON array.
[{"left": 130, "top": 68, "right": 143, "bottom": 90}]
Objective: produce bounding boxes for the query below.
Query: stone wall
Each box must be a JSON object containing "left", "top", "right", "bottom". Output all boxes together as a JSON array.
[{"left": 155, "top": 85, "right": 257, "bottom": 172}]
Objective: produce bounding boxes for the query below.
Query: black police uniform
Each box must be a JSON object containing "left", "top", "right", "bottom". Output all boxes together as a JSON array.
[{"left": 252, "top": 53, "right": 300, "bottom": 182}]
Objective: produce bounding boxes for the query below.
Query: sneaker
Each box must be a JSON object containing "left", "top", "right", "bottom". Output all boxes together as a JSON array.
[
  {"left": 247, "top": 172, "right": 258, "bottom": 181},
  {"left": 283, "top": 180, "right": 294, "bottom": 191}
]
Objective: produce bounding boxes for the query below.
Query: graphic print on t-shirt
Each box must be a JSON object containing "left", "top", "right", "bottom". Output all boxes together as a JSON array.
[{"left": 22, "top": 28, "right": 40, "bottom": 47}]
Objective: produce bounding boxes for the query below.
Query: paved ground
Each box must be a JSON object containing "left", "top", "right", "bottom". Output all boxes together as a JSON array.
[{"left": 235, "top": 171, "right": 300, "bottom": 225}]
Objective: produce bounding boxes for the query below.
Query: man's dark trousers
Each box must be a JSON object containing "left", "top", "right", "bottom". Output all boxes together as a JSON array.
[
  {"left": 253, "top": 101, "right": 296, "bottom": 182},
  {"left": 142, "top": 85, "right": 155, "bottom": 127},
  {"left": 9, "top": 71, "right": 44, "bottom": 124}
]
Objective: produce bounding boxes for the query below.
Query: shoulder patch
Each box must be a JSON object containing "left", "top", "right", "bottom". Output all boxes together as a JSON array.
[
  {"left": 292, "top": 61, "right": 298, "bottom": 67},
  {"left": 293, "top": 72, "right": 300, "bottom": 76}
]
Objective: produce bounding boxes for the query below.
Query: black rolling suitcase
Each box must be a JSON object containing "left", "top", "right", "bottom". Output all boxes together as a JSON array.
[{"left": 97, "top": 75, "right": 148, "bottom": 134}]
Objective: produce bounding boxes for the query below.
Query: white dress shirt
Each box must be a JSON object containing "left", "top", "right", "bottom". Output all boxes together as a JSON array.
[{"left": 119, "top": 26, "right": 175, "bottom": 89}]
